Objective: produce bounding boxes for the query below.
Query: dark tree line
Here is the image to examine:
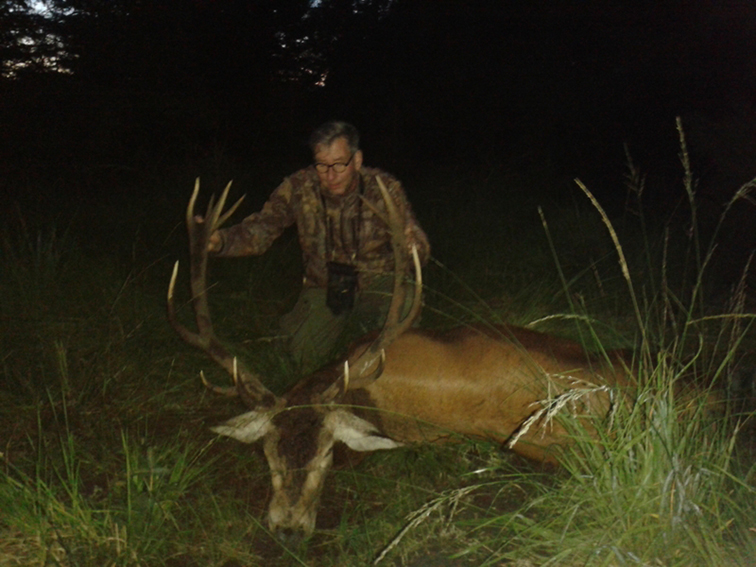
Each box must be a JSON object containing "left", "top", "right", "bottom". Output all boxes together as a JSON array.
[{"left": 1, "top": 0, "right": 755, "bottom": 194}]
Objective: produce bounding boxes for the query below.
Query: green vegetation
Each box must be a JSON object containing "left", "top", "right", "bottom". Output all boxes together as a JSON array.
[{"left": 2, "top": 129, "right": 755, "bottom": 565}]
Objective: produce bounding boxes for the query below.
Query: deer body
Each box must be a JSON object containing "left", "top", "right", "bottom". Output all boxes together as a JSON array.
[{"left": 343, "top": 325, "right": 631, "bottom": 462}]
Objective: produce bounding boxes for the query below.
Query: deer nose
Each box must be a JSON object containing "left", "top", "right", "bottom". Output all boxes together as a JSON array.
[{"left": 275, "top": 527, "right": 306, "bottom": 547}]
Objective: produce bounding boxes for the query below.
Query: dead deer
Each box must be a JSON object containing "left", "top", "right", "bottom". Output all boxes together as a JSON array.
[{"left": 168, "top": 178, "right": 634, "bottom": 542}]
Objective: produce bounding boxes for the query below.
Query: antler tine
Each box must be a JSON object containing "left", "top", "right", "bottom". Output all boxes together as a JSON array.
[
  {"left": 202, "top": 180, "right": 245, "bottom": 231},
  {"left": 168, "top": 179, "right": 279, "bottom": 409},
  {"left": 187, "top": 179, "right": 245, "bottom": 235},
  {"left": 187, "top": 178, "right": 201, "bottom": 227},
  {"left": 216, "top": 181, "right": 245, "bottom": 227}
]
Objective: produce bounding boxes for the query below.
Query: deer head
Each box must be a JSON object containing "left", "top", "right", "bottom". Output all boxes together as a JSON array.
[{"left": 168, "top": 178, "right": 421, "bottom": 542}]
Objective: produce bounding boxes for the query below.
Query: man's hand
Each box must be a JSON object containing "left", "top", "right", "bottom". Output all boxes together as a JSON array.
[
  {"left": 195, "top": 215, "right": 222, "bottom": 252},
  {"left": 207, "top": 231, "right": 222, "bottom": 252}
]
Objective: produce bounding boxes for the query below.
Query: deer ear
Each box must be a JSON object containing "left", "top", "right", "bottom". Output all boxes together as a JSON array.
[
  {"left": 211, "top": 410, "right": 274, "bottom": 443},
  {"left": 327, "top": 410, "right": 403, "bottom": 452}
]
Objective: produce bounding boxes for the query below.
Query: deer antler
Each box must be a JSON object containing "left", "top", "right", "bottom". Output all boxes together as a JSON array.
[
  {"left": 320, "top": 177, "right": 423, "bottom": 402},
  {"left": 168, "top": 179, "right": 280, "bottom": 409},
  {"left": 369, "top": 176, "right": 423, "bottom": 348}
]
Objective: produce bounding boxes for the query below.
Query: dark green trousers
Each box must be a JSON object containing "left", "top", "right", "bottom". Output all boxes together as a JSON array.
[{"left": 279, "top": 276, "right": 418, "bottom": 373}]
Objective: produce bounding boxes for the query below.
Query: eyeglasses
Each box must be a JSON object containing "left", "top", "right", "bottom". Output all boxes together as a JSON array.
[{"left": 315, "top": 153, "right": 354, "bottom": 174}]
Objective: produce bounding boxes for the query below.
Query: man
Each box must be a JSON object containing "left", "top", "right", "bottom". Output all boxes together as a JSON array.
[{"left": 207, "top": 121, "right": 430, "bottom": 370}]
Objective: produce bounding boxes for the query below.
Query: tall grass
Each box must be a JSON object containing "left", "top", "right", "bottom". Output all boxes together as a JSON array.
[{"left": 1, "top": 420, "right": 218, "bottom": 565}]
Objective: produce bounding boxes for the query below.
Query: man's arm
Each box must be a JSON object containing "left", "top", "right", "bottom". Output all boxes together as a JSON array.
[{"left": 210, "top": 178, "right": 297, "bottom": 257}]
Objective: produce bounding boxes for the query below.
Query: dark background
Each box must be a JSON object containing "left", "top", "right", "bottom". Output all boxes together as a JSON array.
[{"left": 2, "top": 0, "right": 755, "bottom": 285}]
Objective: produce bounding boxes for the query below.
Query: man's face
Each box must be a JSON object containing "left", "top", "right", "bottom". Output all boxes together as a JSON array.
[{"left": 314, "top": 137, "right": 363, "bottom": 196}]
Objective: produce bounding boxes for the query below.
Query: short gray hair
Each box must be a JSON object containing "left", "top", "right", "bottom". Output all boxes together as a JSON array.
[{"left": 309, "top": 121, "right": 360, "bottom": 154}]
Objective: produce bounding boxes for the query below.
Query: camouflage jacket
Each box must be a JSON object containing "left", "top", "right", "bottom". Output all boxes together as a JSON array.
[{"left": 212, "top": 167, "right": 430, "bottom": 288}]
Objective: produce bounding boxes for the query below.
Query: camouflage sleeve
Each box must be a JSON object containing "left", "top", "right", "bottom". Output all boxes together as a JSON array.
[{"left": 213, "top": 178, "right": 297, "bottom": 257}]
